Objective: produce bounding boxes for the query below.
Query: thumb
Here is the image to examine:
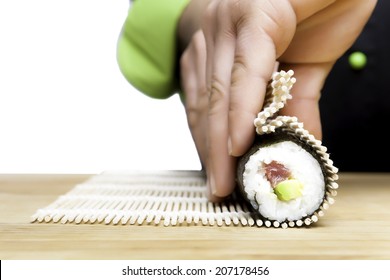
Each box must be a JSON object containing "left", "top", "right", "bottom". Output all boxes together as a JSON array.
[{"left": 279, "top": 62, "right": 335, "bottom": 140}]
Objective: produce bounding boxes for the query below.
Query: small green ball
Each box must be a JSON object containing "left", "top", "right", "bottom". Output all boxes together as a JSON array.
[{"left": 348, "top": 51, "right": 367, "bottom": 70}]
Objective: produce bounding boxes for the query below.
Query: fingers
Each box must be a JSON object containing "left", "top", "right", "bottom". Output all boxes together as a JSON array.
[
  {"left": 186, "top": 0, "right": 300, "bottom": 201},
  {"left": 180, "top": 31, "right": 208, "bottom": 167},
  {"left": 228, "top": 30, "right": 276, "bottom": 157},
  {"left": 203, "top": 1, "right": 237, "bottom": 199},
  {"left": 202, "top": 0, "right": 218, "bottom": 90},
  {"left": 278, "top": 62, "right": 335, "bottom": 140},
  {"left": 227, "top": 0, "right": 296, "bottom": 157},
  {"left": 203, "top": 0, "right": 296, "bottom": 199}
]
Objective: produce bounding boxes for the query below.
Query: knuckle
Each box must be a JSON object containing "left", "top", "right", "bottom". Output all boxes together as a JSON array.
[
  {"left": 198, "top": 85, "right": 208, "bottom": 100},
  {"left": 209, "top": 75, "right": 227, "bottom": 101},
  {"left": 186, "top": 109, "right": 199, "bottom": 129},
  {"left": 186, "top": 104, "right": 205, "bottom": 130},
  {"left": 186, "top": 96, "right": 208, "bottom": 129},
  {"left": 230, "top": 59, "right": 247, "bottom": 88},
  {"left": 208, "top": 75, "right": 229, "bottom": 117}
]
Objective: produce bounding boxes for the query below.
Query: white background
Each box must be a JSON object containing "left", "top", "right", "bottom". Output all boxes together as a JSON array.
[{"left": 0, "top": 0, "right": 201, "bottom": 174}]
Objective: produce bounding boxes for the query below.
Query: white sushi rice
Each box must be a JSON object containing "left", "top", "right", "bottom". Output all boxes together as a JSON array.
[{"left": 242, "top": 141, "right": 325, "bottom": 222}]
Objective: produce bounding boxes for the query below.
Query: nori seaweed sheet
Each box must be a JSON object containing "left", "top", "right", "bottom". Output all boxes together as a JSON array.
[{"left": 235, "top": 129, "right": 328, "bottom": 218}]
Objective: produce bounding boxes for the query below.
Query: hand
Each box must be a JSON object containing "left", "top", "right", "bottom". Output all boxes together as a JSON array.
[{"left": 178, "top": 0, "right": 377, "bottom": 201}]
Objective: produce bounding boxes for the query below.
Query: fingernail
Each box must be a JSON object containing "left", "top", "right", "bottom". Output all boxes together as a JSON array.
[
  {"left": 228, "top": 137, "right": 232, "bottom": 155},
  {"left": 208, "top": 174, "right": 217, "bottom": 196}
]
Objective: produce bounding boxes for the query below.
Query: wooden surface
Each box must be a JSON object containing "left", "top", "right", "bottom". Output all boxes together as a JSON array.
[{"left": 0, "top": 173, "right": 389, "bottom": 260}]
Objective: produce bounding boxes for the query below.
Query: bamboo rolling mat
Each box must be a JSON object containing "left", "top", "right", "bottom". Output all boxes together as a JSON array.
[
  {"left": 31, "top": 170, "right": 258, "bottom": 227},
  {"left": 30, "top": 170, "right": 334, "bottom": 228}
]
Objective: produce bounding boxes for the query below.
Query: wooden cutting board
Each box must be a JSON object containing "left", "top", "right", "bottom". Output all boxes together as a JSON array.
[{"left": 1, "top": 173, "right": 389, "bottom": 260}]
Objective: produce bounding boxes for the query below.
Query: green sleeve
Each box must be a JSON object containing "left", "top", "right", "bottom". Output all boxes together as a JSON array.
[{"left": 117, "top": 0, "right": 190, "bottom": 99}]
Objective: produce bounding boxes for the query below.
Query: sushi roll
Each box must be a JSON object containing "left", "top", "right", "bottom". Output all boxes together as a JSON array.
[{"left": 236, "top": 70, "right": 338, "bottom": 227}]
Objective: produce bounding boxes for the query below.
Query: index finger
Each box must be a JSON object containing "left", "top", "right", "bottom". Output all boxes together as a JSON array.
[
  {"left": 228, "top": 1, "right": 296, "bottom": 157},
  {"left": 228, "top": 29, "right": 277, "bottom": 157}
]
